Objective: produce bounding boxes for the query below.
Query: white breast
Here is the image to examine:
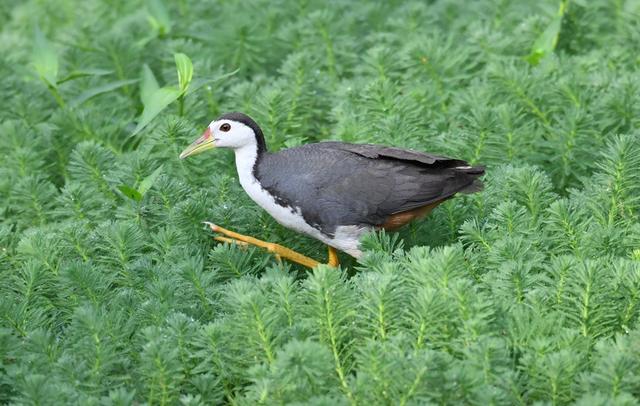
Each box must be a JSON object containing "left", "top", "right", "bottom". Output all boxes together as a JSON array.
[
  {"left": 234, "top": 145, "right": 319, "bottom": 234},
  {"left": 233, "top": 145, "right": 367, "bottom": 258}
]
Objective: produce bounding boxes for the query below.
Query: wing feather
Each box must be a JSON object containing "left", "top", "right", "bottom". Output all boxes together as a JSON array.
[
  {"left": 316, "top": 141, "right": 468, "bottom": 167},
  {"left": 255, "top": 142, "right": 484, "bottom": 234}
]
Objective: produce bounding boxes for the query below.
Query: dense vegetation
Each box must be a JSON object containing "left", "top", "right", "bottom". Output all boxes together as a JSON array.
[{"left": 2, "top": 0, "right": 640, "bottom": 404}]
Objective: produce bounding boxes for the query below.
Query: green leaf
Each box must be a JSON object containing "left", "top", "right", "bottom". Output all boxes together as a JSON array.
[
  {"left": 174, "top": 53, "right": 193, "bottom": 94},
  {"left": 132, "top": 86, "right": 181, "bottom": 135},
  {"left": 140, "top": 64, "right": 160, "bottom": 106},
  {"left": 71, "top": 79, "right": 138, "bottom": 107},
  {"left": 57, "top": 69, "right": 112, "bottom": 84},
  {"left": 527, "top": 0, "right": 569, "bottom": 65},
  {"left": 138, "top": 165, "right": 163, "bottom": 196},
  {"left": 147, "top": 0, "right": 172, "bottom": 36},
  {"left": 32, "top": 26, "right": 58, "bottom": 87},
  {"left": 527, "top": 17, "right": 562, "bottom": 65},
  {"left": 118, "top": 185, "right": 142, "bottom": 202}
]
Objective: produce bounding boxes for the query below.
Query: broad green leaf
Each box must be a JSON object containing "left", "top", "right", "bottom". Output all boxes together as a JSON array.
[
  {"left": 32, "top": 26, "right": 58, "bottom": 87},
  {"left": 118, "top": 185, "right": 142, "bottom": 202},
  {"left": 132, "top": 86, "right": 181, "bottom": 135},
  {"left": 147, "top": 0, "right": 172, "bottom": 36},
  {"left": 527, "top": 0, "right": 569, "bottom": 65},
  {"left": 71, "top": 79, "right": 138, "bottom": 107},
  {"left": 174, "top": 53, "right": 193, "bottom": 94},
  {"left": 527, "top": 16, "right": 562, "bottom": 65},
  {"left": 57, "top": 69, "right": 112, "bottom": 84},
  {"left": 138, "top": 165, "right": 163, "bottom": 196},
  {"left": 140, "top": 64, "right": 160, "bottom": 106}
]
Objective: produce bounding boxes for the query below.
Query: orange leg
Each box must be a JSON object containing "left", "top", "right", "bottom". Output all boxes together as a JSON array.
[
  {"left": 328, "top": 246, "right": 340, "bottom": 267},
  {"left": 205, "top": 222, "right": 341, "bottom": 268},
  {"left": 205, "top": 222, "right": 331, "bottom": 268}
]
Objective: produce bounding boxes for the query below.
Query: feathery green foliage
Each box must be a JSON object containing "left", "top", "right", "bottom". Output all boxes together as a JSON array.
[{"left": 1, "top": 0, "right": 640, "bottom": 404}]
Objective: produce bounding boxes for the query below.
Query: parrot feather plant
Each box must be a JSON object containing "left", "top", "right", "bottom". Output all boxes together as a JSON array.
[{"left": 2, "top": 0, "right": 640, "bottom": 405}]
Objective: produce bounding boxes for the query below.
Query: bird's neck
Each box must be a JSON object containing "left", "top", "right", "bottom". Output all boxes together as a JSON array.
[{"left": 234, "top": 143, "right": 263, "bottom": 182}]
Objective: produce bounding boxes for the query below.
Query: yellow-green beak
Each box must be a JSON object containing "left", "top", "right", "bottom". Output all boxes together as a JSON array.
[{"left": 179, "top": 127, "right": 215, "bottom": 159}]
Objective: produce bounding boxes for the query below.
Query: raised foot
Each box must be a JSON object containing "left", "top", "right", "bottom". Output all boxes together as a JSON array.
[{"left": 204, "top": 222, "right": 325, "bottom": 269}]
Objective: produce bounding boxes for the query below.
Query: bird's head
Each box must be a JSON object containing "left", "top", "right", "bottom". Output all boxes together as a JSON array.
[{"left": 179, "top": 112, "right": 266, "bottom": 159}]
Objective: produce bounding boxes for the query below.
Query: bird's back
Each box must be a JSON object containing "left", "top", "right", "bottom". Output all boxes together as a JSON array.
[{"left": 255, "top": 142, "right": 484, "bottom": 236}]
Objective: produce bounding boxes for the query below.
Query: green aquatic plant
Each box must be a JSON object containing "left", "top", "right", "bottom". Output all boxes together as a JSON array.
[{"left": 1, "top": 0, "right": 640, "bottom": 404}]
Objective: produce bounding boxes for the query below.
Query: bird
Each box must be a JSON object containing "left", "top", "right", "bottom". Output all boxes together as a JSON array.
[{"left": 179, "top": 112, "right": 485, "bottom": 268}]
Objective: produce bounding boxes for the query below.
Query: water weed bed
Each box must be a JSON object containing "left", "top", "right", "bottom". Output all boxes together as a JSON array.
[{"left": 1, "top": 0, "right": 639, "bottom": 404}]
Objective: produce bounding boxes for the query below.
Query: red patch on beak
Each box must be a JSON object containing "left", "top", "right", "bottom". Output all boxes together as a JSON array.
[
  {"left": 195, "top": 127, "right": 211, "bottom": 145},
  {"left": 202, "top": 127, "right": 211, "bottom": 140}
]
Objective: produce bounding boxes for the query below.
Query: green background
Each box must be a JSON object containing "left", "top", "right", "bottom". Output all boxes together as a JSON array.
[{"left": 1, "top": 0, "right": 640, "bottom": 404}]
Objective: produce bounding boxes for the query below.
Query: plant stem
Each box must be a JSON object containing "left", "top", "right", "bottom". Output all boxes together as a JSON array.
[
  {"left": 48, "top": 84, "right": 66, "bottom": 108},
  {"left": 178, "top": 95, "right": 184, "bottom": 116}
]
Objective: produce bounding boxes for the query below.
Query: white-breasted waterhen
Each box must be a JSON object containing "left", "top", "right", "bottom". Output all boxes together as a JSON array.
[{"left": 180, "top": 112, "right": 485, "bottom": 268}]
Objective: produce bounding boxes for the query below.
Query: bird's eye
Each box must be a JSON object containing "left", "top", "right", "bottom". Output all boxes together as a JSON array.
[{"left": 220, "top": 123, "right": 231, "bottom": 132}]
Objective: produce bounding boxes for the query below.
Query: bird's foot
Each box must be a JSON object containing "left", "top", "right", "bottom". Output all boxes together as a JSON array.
[
  {"left": 213, "top": 235, "right": 248, "bottom": 246},
  {"left": 204, "top": 222, "right": 329, "bottom": 269}
]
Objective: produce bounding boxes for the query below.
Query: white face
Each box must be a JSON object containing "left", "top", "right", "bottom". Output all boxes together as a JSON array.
[{"left": 209, "top": 119, "right": 256, "bottom": 149}]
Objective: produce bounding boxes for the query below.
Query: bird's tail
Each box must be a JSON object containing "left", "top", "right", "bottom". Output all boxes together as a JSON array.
[{"left": 455, "top": 165, "right": 485, "bottom": 194}]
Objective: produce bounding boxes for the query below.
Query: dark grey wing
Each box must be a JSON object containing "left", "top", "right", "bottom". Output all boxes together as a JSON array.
[
  {"left": 256, "top": 143, "right": 484, "bottom": 234},
  {"left": 256, "top": 147, "right": 390, "bottom": 231},
  {"left": 316, "top": 141, "right": 469, "bottom": 168},
  {"left": 312, "top": 141, "right": 485, "bottom": 211}
]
